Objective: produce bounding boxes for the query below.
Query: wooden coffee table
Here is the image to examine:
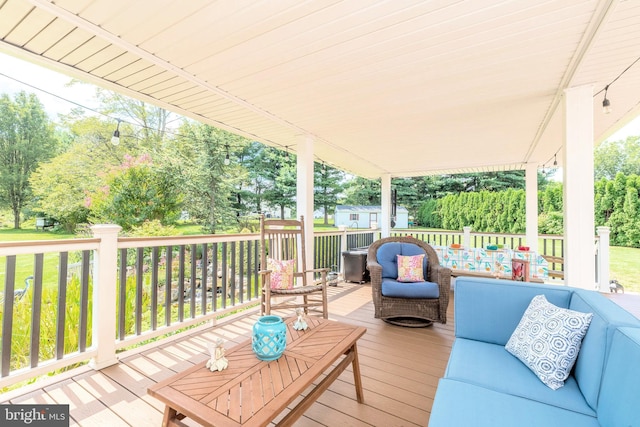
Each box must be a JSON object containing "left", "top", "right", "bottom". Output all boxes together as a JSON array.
[{"left": 148, "top": 317, "right": 366, "bottom": 426}]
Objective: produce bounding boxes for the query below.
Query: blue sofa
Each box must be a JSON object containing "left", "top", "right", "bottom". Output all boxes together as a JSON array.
[{"left": 429, "top": 277, "right": 640, "bottom": 427}]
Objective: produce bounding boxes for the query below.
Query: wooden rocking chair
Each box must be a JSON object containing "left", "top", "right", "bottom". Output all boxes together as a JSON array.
[{"left": 259, "top": 215, "right": 329, "bottom": 319}]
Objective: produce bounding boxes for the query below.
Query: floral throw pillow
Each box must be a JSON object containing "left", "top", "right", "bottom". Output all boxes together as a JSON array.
[
  {"left": 267, "top": 258, "right": 295, "bottom": 290},
  {"left": 505, "top": 294, "right": 593, "bottom": 390},
  {"left": 396, "top": 254, "right": 425, "bottom": 282}
]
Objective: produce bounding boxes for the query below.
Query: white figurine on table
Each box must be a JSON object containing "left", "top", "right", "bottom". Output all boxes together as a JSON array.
[
  {"left": 206, "top": 337, "right": 229, "bottom": 372},
  {"left": 293, "top": 308, "right": 308, "bottom": 331}
]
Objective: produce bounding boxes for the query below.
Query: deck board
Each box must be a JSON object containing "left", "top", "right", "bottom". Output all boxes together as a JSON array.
[{"left": 2, "top": 282, "right": 639, "bottom": 426}]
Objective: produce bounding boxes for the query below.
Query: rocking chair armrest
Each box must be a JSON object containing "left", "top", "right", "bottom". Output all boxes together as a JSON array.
[{"left": 258, "top": 269, "right": 272, "bottom": 276}]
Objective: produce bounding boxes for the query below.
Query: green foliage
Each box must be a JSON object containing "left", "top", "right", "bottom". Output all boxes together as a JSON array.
[
  {"left": 417, "top": 198, "right": 441, "bottom": 228},
  {"left": 0, "top": 91, "right": 57, "bottom": 228},
  {"left": 314, "top": 163, "right": 344, "bottom": 224},
  {"left": 89, "top": 154, "right": 183, "bottom": 230},
  {"left": 127, "top": 220, "right": 180, "bottom": 237},
  {"left": 343, "top": 176, "right": 380, "bottom": 205},
  {"left": 171, "top": 122, "right": 246, "bottom": 233},
  {"left": 594, "top": 136, "right": 640, "bottom": 180},
  {"left": 538, "top": 211, "right": 564, "bottom": 234}
]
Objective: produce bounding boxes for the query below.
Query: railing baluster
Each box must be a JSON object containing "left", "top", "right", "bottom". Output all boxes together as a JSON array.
[
  {"left": 239, "top": 242, "right": 245, "bottom": 303},
  {"left": 212, "top": 243, "right": 218, "bottom": 312},
  {"left": 31, "top": 254, "right": 44, "bottom": 368},
  {"left": 2, "top": 256, "right": 16, "bottom": 377},
  {"left": 135, "top": 248, "right": 144, "bottom": 335},
  {"left": 56, "top": 252, "right": 68, "bottom": 360},
  {"left": 79, "top": 250, "right": 90, "bottom": 352},
  {"left": 201, "top": 243, "right": 208, "bottom": 315},
  {"left": 118, "top": 248, "right": 127, "bottom": 340},
  {"left": 221, "top": 243, "right": 228, "bottom": 308},
  {"left": 151, "top": 247, "right": 159, "bottom": 331},
  {"left": 189, "top": 244, "right": 197, "bottom": 319},
  {"left": 165, "top": 246, "right": 173, "bottom": 327},
  {"left": 178, "top": 245, "right": 185, "bottom": 322},
  {"left": 230, "top": 242, "right": 236, "bottom": 306}
]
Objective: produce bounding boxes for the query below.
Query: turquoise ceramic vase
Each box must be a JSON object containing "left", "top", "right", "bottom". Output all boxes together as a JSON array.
[{"left": 252, "top": 315, "right": 287, "bottom": 361}]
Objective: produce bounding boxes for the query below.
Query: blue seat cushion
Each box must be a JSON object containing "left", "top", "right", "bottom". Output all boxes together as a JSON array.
[
  {"left": 377, "top": 242, "right": 428, "bottom": 279},
  {"left": 429, "top": 379, "right": 600, "bottom": 427},
  {"left": 444, "top": 338, "right": 595, "bottom": 416},
  {"left": 381, "top": 278, "right": 439, "bottom": 298}
]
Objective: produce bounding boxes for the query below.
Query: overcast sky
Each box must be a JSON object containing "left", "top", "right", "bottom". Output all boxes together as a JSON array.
[
  {"left": 1, "top": 51, "right": 639, "bottom": 142},
  {"left": 0, "top": 52, "right": 97, "bottom": 120}
]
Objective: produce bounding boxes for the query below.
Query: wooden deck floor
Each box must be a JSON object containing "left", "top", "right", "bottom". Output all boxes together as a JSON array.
[
  {"left": 0, "top": 282, "right": 454, "bottom": 426},
  {"left": 1, "top": 284, "right": 637, "bottom": 426}
]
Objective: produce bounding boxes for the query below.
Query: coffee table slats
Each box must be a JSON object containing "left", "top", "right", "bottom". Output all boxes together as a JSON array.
[{"left": 149, "top": 318, "right": 366, "bottom": 426}]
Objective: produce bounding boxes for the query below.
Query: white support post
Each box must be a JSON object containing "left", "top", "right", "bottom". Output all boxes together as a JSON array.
[
  {"left": 297, "top": 136, "right": 315, "bottom": 276},
  {"left": 381, "top": 174, "right": 391, "bottom": 238},
  {"left": 89, "top": 224, "right": 121, "bottom": 370},
  {"left": 463, "top": 226, "right": 472, "bottom": 249},
  {"left": 563, "top": 85, "right": 596, "bottom": 290},
  {"left": 339, "top": 225, "right": 348, "bottom": 276},
  {"left": 525, "top": 163, "right": 539, "bottom": 253},
  {"left": 596, "top": 226, "right": 610, "bottom": 292}
]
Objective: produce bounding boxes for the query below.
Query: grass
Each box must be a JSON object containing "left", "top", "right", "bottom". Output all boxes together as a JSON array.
[{"left": 609, "top": 246, "right": 640, "bottom": 294}]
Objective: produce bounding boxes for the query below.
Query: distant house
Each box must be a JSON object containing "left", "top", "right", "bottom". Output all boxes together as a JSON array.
[{"left": 334, "top": 205, "right": 409, "bottom": 229}]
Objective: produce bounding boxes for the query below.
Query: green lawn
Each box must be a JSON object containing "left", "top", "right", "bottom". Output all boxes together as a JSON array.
[{"left": 609, "top": 246, "right": 640, "bottom": 294}]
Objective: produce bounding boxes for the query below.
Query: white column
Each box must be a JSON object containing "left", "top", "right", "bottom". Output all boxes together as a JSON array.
[
  {"left": 90, "top": 224, "right": 122, "bottom": 370},
  {"left": 563, "top": 85, "right": 596, "bottom": 290},
  {"left": 297, "top": 136, "right": 315, "bottom": 272},
  {"left": 596, "top": 226, "right": 610, "bottom": 292},
  {"left": 525, "top": 163, "right": 539, "bottom": 253},
  {"left": 380, "top": 174, "right": 391, "bottom": 238}
]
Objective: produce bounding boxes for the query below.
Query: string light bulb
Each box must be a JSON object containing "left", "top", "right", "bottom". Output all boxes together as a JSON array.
[
  {"left": 224, "top": 144, "right": 230, "bottom": 165},
  {"left": 602, "top": 85, "right": 612, "bottom": 114},
  {"left": 111, "top": 119, "right": 121, "bottom": 145},
  {"left": 553, "top": 154, "right": 558, "bottom": 167}
]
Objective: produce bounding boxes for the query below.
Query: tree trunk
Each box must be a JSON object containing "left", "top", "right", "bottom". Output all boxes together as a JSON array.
[
  {"left": 13, "top": 206, "right": 20, "bottom": 229},
  {"left": 324, "top": 207, "right": 329, "bottom": 225},
  {"left": 280, "top": 205, "right": 285, "bottom": 219}
]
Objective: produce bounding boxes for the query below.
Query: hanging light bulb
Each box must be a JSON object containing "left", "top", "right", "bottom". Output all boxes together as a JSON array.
[
  {"left": 224, "top": 144, "right": 230, "bottom": 165},
  {"left": 553, "top": 154, "right": 558, "bottom": 167},
  {"left": 602, "top": 85, "right": 612, "bottom": 114},
  {"left": 111, "top": 119, "right": 121, "bottom": 145}
]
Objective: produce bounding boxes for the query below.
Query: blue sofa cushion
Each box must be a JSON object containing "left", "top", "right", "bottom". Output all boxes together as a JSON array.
[
  {"left": 505, "top": 295, "right": 593, "bottom": 390},
  {"left": 444, "top": 338, "right": 596, "bottom": 416},
  {"left": 454, "top": 278, "right": 573, "bottom": 345},
  {"left": 381, "top": 278, "right": 439, "bottom": 298},
  {"left": 597, "top": 327, "right": 640, "bottom": 427},
  {"left": 569, "top": 290, "right": 640, "bottom": 411},
  {"left": 428, "top": 378, "right": 600, "bottom": 427},
  {"left": 377, "top": 242, "right": 428, "bottom": 280}
]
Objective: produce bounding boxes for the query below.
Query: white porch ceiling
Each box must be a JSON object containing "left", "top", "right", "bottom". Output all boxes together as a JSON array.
[{"left": 1, "top": 0, "right": 639, "bottom": 179}]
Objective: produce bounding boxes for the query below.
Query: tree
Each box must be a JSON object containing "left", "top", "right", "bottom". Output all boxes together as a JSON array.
[
  {"left": 0, "top": 92, "right": 56, "bottom": 228},
  {"left": 594, "top": 136, "right": 640, "bottom": 179},
  {"left": 170, "top": 122, "right": 246, "bottom": 233},
  {"left": 314, "top": 163, "right": 344, "bottom": 224},
  {"left": 89, "top": 154, "right": 183, "bottom": 230},
  {"left": 261, "top": 148, "right": 296, "bottom": 219},
  {"left": 343, "top": 176, "right": 380, "bottom": 205}
]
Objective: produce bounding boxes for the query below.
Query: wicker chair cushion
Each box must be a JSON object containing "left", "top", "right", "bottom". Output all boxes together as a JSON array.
[
  {"left": 381, "top": 278, "right": 439, "bottom": 298},
  {"left": 377, "top": 242, "right": 428, "bottom": 279}
]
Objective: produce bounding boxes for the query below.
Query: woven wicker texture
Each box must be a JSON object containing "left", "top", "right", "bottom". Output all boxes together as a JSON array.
[{"left": 367, "top": 237, "right": 451, "bottom": 324}]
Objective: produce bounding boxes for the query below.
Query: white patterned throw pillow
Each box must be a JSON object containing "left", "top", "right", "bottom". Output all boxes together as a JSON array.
[{"left": 505, "top": 294, "right": 593, "bottom": 390}]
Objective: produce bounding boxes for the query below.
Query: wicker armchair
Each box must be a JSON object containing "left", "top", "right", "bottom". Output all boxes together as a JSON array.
[{"left": 367, "top": 236, "right": 451, "bottom": 324}]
